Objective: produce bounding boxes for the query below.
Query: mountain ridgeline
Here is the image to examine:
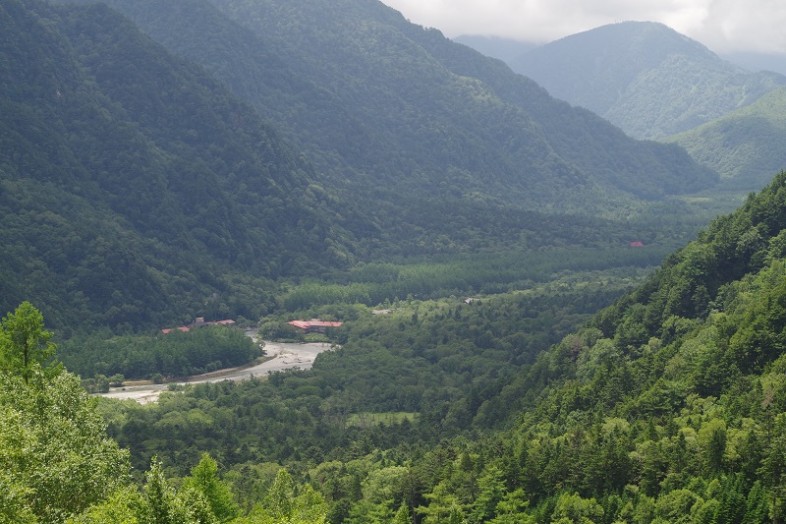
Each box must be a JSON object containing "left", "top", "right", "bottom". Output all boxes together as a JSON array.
[
  {"left": 2, "top": 0, "right": 720, "bottom": 331},
  {"left": 510, "top": 21, "right": 786, "bottom": 140},
  {"left": 60, "top": 0, "right": 716, "bottom": 205},
  {"left": 1, "top": 0, "right": 356, "bottom": 330},
  {"left": 668, "top": 87, "right": 786, "bottom": 190}
]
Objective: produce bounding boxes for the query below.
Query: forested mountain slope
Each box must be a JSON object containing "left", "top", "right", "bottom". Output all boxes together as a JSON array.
[
  {"left": 3, "top": 171, "right": 786, "bottom": 524},
  {"left": 668, "top": 87, "right": 786, "bottom": 191},
  {"left": 0, "top": 0, "right": 357, "bottom": 330},
  {"left": 57, "top": 0, "right": 717, "bottom": 209},
  {"left": 1, "top": 0, "right": 722, "bottom": 332},
  {"left": 512, "top": 21, "right": 786, "bottom": 140},
  {"left": 456, "top": 169, "right": 786, "bottom": 521},
  {"left": 84, "top": 170, "right": 786, "bottom": 523}
]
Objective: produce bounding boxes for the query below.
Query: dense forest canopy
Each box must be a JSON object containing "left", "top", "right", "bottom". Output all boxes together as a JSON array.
[
  {"left": 0, "top": 0, "right": 361, "bottom": 332},
  {"left": 77, "top": 0, "right": 718, "bottom": 203},
  {"left": 6, "top": 171, "right": 786, "bottom": 522}
]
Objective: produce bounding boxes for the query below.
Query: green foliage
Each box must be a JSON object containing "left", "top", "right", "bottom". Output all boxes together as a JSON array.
[
  {"left": 279, "top": 247, "right": 668, "bottom": 311},
  {"left": 469, "top": 464, "right": 507, "bottom": 523},
  {"left": 0, "top": 0, "right": 354, "bottom": 332},
  {"left": 551, "top": 492, "right": 604, "bottom": 524},
  {"left": 93, "top": 169, "right": 786, "bottom": 524},
  {"left": 12, "top": 167, "right": 786, "bottom": 524},
  {"left": 107, "top": 277, "right": 633, "bottom": 474},
  {"left": 0, "top": 300, "right": 58, "bottom": 382},
  {"left": 71, "top": 457, "right": 238, "bottom": 524},
  {"left": 66, "top": 486, "right": 144, "bottom": 524},
  {"left": 258, "top": 320, "right": 304, "bottom": 342},
  {"left": 210, "top": 0, "right": 715, "bottom": 200},
  {"left": 141, "top": 459, "right": 217, "bottom": 524},
  {"left": 417, "top": 480, "right": 464, "bottom": 524},
  {"left": 0, "top": 470, "right": 37, "bottom": 524},
  {"left": 232, "top": 468, "right": 328, "bottom": 524},
  {"left": 0, "top": 304, "right": 130, "bottom": 523},
  {"left": 391, "top": 502, "right": 412, "bottom": 524},
  {"left": 184, "top": 454, "right": 240, "bottom": 522},
  {"left": 11, "top": 1, "right": 786, "bottom": 522},
  {"left": 0, "top": 0, "right": 726, "bottom": 335},
  {"left": 670, "top": 87, "right": 786, "bottom": 191}
]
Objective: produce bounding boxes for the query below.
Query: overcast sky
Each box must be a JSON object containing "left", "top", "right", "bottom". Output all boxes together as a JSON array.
[{"left": 381, "top": 0, "right": 786, "bottom": 55}]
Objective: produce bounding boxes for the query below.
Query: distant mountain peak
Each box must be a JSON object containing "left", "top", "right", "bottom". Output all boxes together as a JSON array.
[
  {"left": 549, "top": 20, "right": 709, "bottom": 52},
  {"left": 510, "top": 20, "right": 785, "bottom": 139}
]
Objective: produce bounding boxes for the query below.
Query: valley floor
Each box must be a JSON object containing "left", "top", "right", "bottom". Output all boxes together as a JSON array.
[{"left": 99, "top": 339, "right": 332, "bottom": 403}]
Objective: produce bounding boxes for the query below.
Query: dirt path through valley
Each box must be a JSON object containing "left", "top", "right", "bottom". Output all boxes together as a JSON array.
[{"left": 99, "top": 338, "right": 332, "bottom": 404}]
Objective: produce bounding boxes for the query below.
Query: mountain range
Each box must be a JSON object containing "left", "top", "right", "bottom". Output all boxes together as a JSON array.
[
  {"left": 2, "top": 0, "right": 353, "bottom": 329},
  {"left": 2, "top": 0, "right": 720, "bottom": 330},
  {"left": 508, "top": 21, "right": 786, "bottom": 140},
  {"left": 56, "top": 0, "right": 716, "bottom": 204},
  {"left": 459, "top": 22, "right": 786, "bottom": 192}
]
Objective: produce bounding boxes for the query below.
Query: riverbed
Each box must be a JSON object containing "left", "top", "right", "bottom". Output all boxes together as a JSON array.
[{"left": 99, "top": 340, "right": 332, "bottom": 404}]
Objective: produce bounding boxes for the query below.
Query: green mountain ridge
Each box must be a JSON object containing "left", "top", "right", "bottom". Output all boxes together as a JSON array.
[
  {"left": 0, "top": 0, "right": 722, "bottom": 331},
  {"left": 0, "top": 0, "right": 357, "bottom": 331},
  {"left": 454, "top": 169, "right": 786, "bottom": 522},
  {"left": 511, "top": 21, "right": 786, "bottom": 140},
  {"left": 668, "top": 87, "right": 786, "bottom": 190},
  {"left": 57, "top": 0, "right": 717, "bottom": 206}
]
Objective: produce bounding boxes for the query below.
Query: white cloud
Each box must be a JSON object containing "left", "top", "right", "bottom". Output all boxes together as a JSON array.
[{"left": 382, "top": 0, "right": 786, "bottom": 54}]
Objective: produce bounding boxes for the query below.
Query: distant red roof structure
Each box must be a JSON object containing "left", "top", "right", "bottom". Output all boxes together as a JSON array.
[
  {"left": 629, "top": 241, "right": 645, "bottom": 247},
  {"left": 288, "top": 319, "right": 343, "bottom": 333}
]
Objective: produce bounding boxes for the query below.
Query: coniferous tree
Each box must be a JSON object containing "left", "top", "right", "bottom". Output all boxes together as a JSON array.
[
  {"left": 0, "top": 301, "right": 57, "bottom": 383},
  {"left": 183, "top": 454, "right": 239, "bottom": 523}
]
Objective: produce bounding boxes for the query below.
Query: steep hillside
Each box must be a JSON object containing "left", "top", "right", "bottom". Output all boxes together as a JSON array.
[
  {"left": 57, "top": 0, "right": 717, "bottom": 211},
  {"left": 81, "top": 169, "right": 786, "bottom": 523},
  {"left": 0, "top": 0, "right": 356, "bottom": 330},
  {"left": 461, "top": 169, "right": 786, "bottom": 520},
  {"left": 512, "top": 21, "right": 786, "bottom": 139},
  {"left": 668, "top": 87, "right": 786, "bottom": 191}
]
